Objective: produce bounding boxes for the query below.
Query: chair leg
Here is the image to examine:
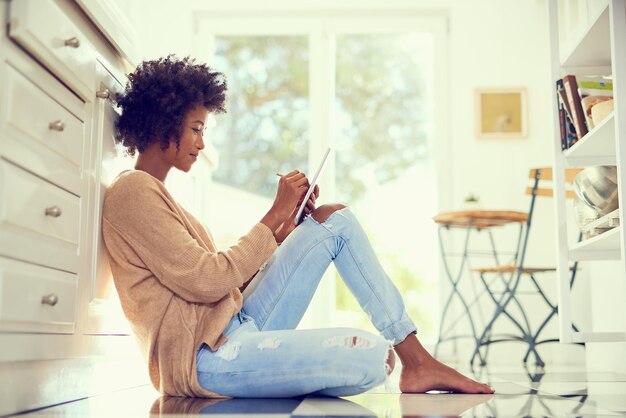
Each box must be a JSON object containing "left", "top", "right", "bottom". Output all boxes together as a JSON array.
[{"left": 476, "top": 271, "right": 546, "bottom": 367}]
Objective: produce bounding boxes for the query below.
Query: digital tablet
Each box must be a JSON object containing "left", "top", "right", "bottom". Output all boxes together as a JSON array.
[{"left": 295, "top": 147, "right": 331, "bottom": 225}]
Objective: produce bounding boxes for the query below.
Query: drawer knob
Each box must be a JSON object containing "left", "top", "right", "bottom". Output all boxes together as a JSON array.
[
  {"left": 49, "top": 120, "right": 66, "bottom": 132},
  {"left": 45, "top": 206, "right": 62, "bottom": 217},
  {"left": 41, "top": 294, "right": 59, "bottom": 306},
  {"left": 96, "top": 89, "right": 110, "bottom": 99},
  {"left": 64, "top": 37, "right": 81, "bottom": 48}
]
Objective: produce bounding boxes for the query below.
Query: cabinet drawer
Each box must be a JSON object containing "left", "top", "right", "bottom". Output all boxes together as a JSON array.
[
  {"left": 0, "top": 159, "right": 81, "bottom": 273},
  {"left": 8, "top": 0, "right": 96, "bottom": 99},
  {"left": 0, "top": 257, "right": 77, "bottom": 334},
  {"left": 4, "top": 64, "right": 85, "bottom": 174}
]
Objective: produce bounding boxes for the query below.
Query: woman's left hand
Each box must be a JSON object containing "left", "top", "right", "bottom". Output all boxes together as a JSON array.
[{"left": 275, "top": 185, "right": 319, "bottom": 244}]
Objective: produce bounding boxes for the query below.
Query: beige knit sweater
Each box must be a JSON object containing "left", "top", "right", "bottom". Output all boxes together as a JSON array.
[{"left": 101, "top": 170, "right": 277, "bottom": 397}]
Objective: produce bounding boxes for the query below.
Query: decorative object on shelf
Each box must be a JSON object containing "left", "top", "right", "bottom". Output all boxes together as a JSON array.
[
  {"left": 572, "top": 165, "right": 620, "bottom": 238},
  {"left": 582, "top": 96, "right": 612, "bottom": 129},
  {"left": 573, "top": 165, "right": 619, "bottom": 217},
  {"left": 475, "top": 87, "right": 527, "bottom": 139},
  {"left": 591, "top": 100, "right": 614, "bottom": 126},
  {"left": 579, "top": 78, "right": 613, "bottom": 130},
  {"left": 572, "top": 195, "right": 600, "bottom": 238}
]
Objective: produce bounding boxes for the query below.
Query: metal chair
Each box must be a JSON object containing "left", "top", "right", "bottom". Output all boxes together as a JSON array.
[{"left": 470, "top": 167, "right": 585, "bottom": 367}]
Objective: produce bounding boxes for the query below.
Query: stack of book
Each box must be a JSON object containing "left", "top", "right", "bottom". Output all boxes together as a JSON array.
[{"left": 556, "top": 75, "right": 613, "bottom": 150}]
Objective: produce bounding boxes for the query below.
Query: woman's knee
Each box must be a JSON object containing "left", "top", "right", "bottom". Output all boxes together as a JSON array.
[{"left": 311, "top": 203, "right": 347, "bottom": 224}]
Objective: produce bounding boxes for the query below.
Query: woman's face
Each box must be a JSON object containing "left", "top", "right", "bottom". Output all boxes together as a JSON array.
[{"left": 166, "top": 105, "right": 209, "bottom": 172}]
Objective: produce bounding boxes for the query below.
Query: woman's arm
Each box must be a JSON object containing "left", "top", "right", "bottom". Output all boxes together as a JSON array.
[{"left": 102, "top": 175, "right": 277, "bottom": 304}]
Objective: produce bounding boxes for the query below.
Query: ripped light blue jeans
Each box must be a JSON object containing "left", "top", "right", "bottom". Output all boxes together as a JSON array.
[{"left": 196, "top": 208, "right": 417, "bottom": 398}]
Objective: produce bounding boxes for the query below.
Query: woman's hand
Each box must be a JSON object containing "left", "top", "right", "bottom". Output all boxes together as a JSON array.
[
  {"left": 260, "top": 170, "right": 309, "bottom": 235},
  {"left": 274, "top": 184, "right": 319, "bottom": 244}
]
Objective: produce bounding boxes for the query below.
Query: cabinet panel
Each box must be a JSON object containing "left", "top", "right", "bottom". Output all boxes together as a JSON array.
[
  {"left": 0, "top": 256, "right": 78, "bottom": 334},
  {"left": 0, "top": 159, "right": 81, "bottom": 273},
  {"left": 8, "top": 0, "right": 96, "bottom": 100},
  {"left": 0, "top": 51, "right": 87, "bottom": 197},
  {"left": 4, "top": 64, "right": 85, "bottom": 173}
]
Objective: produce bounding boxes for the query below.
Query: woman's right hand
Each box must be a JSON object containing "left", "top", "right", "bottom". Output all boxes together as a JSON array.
[{"left": 260, "top": 170, "right": 309, "bottom": 234}]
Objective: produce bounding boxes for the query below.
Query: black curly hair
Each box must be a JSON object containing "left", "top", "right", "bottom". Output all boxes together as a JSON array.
[{"left": 114, "top": 55, "right": 227, "bottom": 156}]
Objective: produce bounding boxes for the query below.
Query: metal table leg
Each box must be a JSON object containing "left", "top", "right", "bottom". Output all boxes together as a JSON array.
[{"left": 434, "top": 222, "right": 485, "bottom": 365}]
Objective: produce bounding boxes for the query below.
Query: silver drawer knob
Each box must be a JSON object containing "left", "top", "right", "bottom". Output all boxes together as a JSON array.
[
  {"left": 49, "top": 120, "right": 65, "bottom": 132},
  {"left": 45, "top": 206, "right": 62, "bottom": 217},
  {"left": 96, "top": 89, "right": 110, "bottom": 99},
  {"left": 41, "top": 294, "right": 59, "bottom": 306},
  {"left": 64, "top": 37, "right": 80, "bottom": 48}
]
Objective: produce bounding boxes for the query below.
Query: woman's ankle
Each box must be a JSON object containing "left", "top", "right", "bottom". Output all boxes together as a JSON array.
[{"left": 394, "top": 333, "right": 434, "bottom": 368}]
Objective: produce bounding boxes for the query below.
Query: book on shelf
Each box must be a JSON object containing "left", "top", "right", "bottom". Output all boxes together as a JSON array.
[
  {"left": 559, "top": 102, "right": 567, "bottom": 150},
  {"left": 556, "top": 79, "right": 579, "bottom": 149},
  {"left": 562, "top": 75, "right": 588, "bottom": 140},
  {"left": 556, "top": 75, "right": 613, "bottom": 150},
  {"left": 556, "top": 79, "right": 573, "bottom": 121}
]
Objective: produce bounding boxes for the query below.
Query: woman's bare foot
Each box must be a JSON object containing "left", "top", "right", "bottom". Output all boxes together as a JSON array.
[
  {"left": 399, "top": 357, "right": 494, "bottom": 394},
  {"left": 394, "top": 333, "right": 494, "bottom": 394}
]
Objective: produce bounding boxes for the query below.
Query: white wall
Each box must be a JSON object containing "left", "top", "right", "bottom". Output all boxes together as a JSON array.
[{"left": 128, "top": 0, "right": 626, "bottom": 369}]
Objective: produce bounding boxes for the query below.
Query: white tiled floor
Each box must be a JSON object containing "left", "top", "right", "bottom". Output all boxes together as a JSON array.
[{"left": 9, "top": 365, "right": 626, "bottom": 417}]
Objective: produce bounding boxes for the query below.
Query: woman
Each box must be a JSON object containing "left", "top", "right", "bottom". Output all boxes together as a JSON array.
[{"left": 102, "top": 55, "right": 494, "bottom": 398}]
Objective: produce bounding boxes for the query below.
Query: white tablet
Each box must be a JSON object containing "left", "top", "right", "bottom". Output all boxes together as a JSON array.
[{"left": 295, "top": 147, "right": 332, "bottom": 225}]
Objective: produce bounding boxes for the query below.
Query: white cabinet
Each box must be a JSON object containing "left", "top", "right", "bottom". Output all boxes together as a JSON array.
[
  {"left": 548, "top": 0, "right": 626, "bottom": 343},
  {"left": 0, "top": 0, "right": 147, "bottom": 415},
  {"left": 82, "top": 60, "right": 135, "bottom": 335}
]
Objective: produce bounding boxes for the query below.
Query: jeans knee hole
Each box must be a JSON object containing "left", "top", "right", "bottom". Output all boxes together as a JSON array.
[{"left": 323, "top": 335, "right": 376, "bottom": 350}]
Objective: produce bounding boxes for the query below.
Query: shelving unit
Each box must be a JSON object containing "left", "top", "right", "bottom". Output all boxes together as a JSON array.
[{"left": 548, "top": 0, "right": 626, "bottom": 343}]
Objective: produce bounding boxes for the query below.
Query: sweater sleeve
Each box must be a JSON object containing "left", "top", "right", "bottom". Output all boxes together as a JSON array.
[{"left": 102, "top": 178, "right": 277, "bottom": 303}]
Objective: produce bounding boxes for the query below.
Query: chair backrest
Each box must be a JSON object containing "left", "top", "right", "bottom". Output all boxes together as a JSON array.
[
  {"left": 515, "top": 167, "right": 583, "bottom": 270},
  {"left": 526, "top": 167, "right": 582, "bottom": 200}
]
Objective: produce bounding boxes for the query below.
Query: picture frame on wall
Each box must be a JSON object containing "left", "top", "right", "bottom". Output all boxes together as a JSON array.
[{"left": 475, "top": 87, "right": 528, "bottom": 139}]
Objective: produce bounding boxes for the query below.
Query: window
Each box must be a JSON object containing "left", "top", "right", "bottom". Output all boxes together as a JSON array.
[{"left": 197, "top": 14, "right": 448, "bottom": 342}]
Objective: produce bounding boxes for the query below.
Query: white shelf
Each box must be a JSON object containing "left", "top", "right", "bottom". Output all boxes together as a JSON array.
[
  {"left": 569, "top": 225, "right": 621, "bottom": 261},
  {"left": 564, "top": 112, "right": 615, "bottom": 166},
  {"left": 560, "top": 5, "right": 611, "bottom": 71}
]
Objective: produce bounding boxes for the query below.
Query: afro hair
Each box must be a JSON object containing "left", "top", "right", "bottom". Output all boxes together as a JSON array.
[{"left": 114, "top": 55, "right": 227, "bottom": 156}]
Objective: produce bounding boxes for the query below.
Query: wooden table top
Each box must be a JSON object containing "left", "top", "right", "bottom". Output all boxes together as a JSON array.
[{"left": 433, "top": 210, "right": 528, "bottom": 229}]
